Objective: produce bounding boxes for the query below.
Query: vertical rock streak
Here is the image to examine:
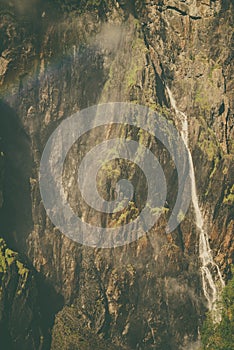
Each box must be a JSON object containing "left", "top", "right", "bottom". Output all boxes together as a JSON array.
[{"left": 166, "top": 86, "right": 225, "bottom": 321}]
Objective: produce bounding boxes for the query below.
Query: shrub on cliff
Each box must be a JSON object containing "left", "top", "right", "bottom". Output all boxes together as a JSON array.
[{"left": 201, "top": 267, "right": 234, "bottom": 349}]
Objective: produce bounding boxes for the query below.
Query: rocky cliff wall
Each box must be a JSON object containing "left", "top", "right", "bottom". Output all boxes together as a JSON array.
[
  {"left": 0, "top": 142, "right": 46, "bottom": 349},
  {"left": 0, "top": 1, "right": 233, "bottom": 349}
]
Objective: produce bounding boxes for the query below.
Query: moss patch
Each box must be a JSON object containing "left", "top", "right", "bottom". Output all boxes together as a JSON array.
[
  {"left": 195, "top": 89, "right": 210, "bottom": 111},
  {"left": 223, "top": 185, "right": 234, "bottom": 205},
  {"left": 0, "top": 239, "right": 7, "bottom": 273},
  {"left": 0, "top": 238, "right": 29, "bottom": 286},
  {"left": 124, "top": 35, "right": 147, "bottom": 90},
  {"left": 197, "top": 116, "right": 221, "bottom": 162}
]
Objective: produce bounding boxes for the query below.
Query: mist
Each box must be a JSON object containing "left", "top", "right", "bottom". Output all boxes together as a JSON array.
[{"left": 0, "top": 0, "right": 42, "bottom": 17}]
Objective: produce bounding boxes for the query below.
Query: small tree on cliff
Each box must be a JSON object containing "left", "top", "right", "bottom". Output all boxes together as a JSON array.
[{"left": 201, "top": 267, "right": 234, "bottom": 349}]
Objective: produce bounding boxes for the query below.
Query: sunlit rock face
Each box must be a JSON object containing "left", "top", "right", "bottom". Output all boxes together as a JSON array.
[{"left": 0, "top": 1, "right": 233, "bottom": 349}]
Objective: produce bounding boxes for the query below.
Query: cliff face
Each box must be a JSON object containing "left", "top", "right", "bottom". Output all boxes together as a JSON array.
[
  {"left": 0, "top": 1, "right": 233, "bottom": 349},
  {"left": 0, "top": 146, "right": 45, "bottom": 349},
  {"left": 0, "top": 237, "right": 45, "bottom": 350}
]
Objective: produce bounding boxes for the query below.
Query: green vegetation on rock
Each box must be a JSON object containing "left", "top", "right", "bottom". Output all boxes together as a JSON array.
[
  {"left": 0, "top": 239, "right": 7, "bottom": 273},
  {"left": 195, "top": 89, "right": 210, "bottom": 111},
  {"left": 201, "top": 267, "right": 234, "bottom": 349},
  {"left": 0, "top": 238, "right": 29, "bottom": 285},
  {"left": 223, "top": 185, "right": 234, "bottom": 205},
  {"left": 125, "top": 35, "right": 147, "bottom": 91},
  {"left": 0, "top": 237, "right": 44, "bottom": 348},
  {"left": 196, "top": 116, "right": 221, "bottom": 162}
]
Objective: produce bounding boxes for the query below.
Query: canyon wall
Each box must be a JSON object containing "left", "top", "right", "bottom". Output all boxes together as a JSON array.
[{"left": 0, "top": 1, "right": 233, "bottom": 349}]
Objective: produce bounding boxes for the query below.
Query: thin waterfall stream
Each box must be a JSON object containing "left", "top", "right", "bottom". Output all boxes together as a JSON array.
[{"left": 166, "top": 86, "right": 225, "bottom": 322}]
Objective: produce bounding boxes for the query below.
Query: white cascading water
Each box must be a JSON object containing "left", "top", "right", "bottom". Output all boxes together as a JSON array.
[{"left": 166, "top": 86, "right": 225, "bottom": 322}]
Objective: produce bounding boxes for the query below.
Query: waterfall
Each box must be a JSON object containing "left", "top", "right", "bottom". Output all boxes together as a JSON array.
[
  {"left": 166, "top": 86, "right": 225, "bottom": 321},
  {"left": 73, "top": 45, "right": 77, "bottom": 60}
]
